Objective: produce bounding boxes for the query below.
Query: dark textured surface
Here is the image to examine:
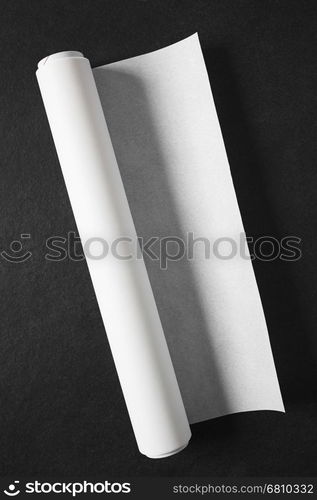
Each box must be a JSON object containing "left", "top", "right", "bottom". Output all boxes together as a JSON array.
[{"left": 0, "top": 0, "right": 316, "bottom": 476}]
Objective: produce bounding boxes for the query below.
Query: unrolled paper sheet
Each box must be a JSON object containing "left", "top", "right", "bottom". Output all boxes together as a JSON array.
[{"left": 93, "top": 34, "right": 284, "bottom": 422}]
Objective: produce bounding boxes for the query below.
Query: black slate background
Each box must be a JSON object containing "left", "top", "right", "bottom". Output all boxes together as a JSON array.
[{"left": 0, "top": 0, "right": 317, "bottom": 477}]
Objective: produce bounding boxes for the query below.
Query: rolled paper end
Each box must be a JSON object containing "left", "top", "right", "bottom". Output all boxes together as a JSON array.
[
  {"left": 37, "top": 51, "right": 84, "bottom": 68},
  {"left": 142, "top": 441, "right": 190, "bottom": 459}
]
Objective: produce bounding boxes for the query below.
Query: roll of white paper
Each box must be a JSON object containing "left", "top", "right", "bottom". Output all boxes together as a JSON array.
[
  {"left": 36, "top": 36, "right": 284, "bottom": 459},
  {"left": 36, "top": 51, "right": 191, "bottom": 458}
]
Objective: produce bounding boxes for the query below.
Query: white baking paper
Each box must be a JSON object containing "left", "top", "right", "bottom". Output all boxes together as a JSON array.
[{"left": 36, "top": 33, "right": 284, "bottom": 458}]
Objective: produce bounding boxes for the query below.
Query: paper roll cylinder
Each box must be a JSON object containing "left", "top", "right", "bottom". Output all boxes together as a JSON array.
[{"left": 36, "top": 51, "right": 191, "bottom": 458}]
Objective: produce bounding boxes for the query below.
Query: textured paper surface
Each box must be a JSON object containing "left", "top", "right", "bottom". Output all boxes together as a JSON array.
[{"left": 93, "top": 34, "right": 284, "bottom": 423}]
